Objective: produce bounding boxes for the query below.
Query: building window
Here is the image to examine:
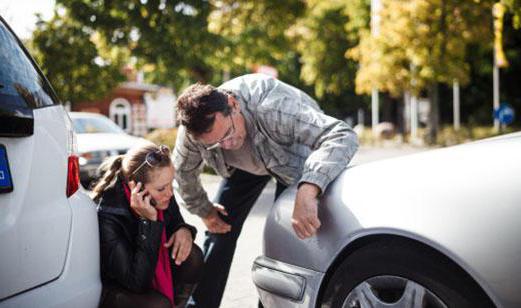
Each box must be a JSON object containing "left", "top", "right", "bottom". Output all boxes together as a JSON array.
[{"left": 109, "top": 98, "right": 131, "bottom": 133}]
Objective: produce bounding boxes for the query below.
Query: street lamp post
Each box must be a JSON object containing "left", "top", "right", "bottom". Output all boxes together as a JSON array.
[
  {"left": 492, "top": 3, "right": 508, "bottom": 132},
  {"left": 493, "top": 57, "right": 500, "bottom": 132},
  {"left": 371, "top": 0, "right": 381, "bottom": 137},
  {"left": 453, "top": 80, "right": 460, "bottom": 131}
]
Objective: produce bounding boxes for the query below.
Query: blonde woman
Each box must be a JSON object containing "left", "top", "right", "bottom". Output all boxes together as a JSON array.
[{"left": 92, "top": 144, "right": 202, "bottom": 308}]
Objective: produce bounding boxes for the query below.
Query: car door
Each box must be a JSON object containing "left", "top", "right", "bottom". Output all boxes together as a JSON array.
[{"left": 0, "top": 17, "right": 72, "bottom": 300}]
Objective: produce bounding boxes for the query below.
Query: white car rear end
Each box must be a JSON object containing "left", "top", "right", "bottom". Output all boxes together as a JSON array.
[{"left": 0, "top": 16, "right": 101, "bottom": 308}]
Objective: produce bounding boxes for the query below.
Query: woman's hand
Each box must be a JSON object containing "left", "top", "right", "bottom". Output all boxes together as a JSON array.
[
  {"left": 164, "top": 227, "right": 193, "bottom": 265},
  {"left": 128, "top": 181, "right": 158, "bottom": 221}
]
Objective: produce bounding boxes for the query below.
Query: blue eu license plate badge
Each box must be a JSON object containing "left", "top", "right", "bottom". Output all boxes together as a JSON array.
[{"left": 0, "top": 144, "right": 14, "bottom": 193}]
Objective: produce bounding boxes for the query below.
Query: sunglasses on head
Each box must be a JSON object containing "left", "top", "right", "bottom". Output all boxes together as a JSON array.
[{"left": 131, "top": 145, "right": 170, "bottom": 177}]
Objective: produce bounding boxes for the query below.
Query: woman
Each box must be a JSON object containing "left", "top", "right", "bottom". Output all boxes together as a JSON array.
[{"left": 92, "top": 143, "right": 203, "bottom": 308}]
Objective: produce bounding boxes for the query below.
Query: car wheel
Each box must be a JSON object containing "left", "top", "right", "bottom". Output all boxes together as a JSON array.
[{"left": 319, "top": 238, "right": 493, "bottom": 308}]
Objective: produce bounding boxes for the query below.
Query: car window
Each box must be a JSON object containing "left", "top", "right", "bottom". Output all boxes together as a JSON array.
[
  {"left": 72, "top": 116, "right": 126, "bottom": 134},
  {"left": 0, "top": 19, "right": 59, "bottom": 110}
]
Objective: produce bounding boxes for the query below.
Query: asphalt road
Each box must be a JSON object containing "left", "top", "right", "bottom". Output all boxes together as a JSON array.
[{"left": 179, "top": 144, "right": 428, "bottom": 308}]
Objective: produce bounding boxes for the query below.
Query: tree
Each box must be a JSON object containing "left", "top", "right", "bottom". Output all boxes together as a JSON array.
[
  {"left": 286, "top": 0, "right": 368, "bottom": 98},
  {"left": 206, "top": 0, "right": 305, "bottom": 86},
  {"left": 502, "top": 0, "right": 521, "bottom": 28},
  {"left": 56, "top": 0, "right": 224, "bottom": 87},
  {"left": 31, "top": 11, "right": 125, "bottom": 106},
  {"left": 349, "top": 0, "right": 494, "bottom": 143}
]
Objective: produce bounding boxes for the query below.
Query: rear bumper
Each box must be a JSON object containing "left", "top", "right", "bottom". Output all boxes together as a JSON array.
[
  {"left": 252, "top": 256, "right": 324, "bottom": 308},
  {"left": 0, "top": 191, "right": 101, "bottom": 308}
]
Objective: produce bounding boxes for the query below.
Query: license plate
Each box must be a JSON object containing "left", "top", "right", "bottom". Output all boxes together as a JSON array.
[{"left": 0, "top": 144, "right": 14, "bottom": 193}]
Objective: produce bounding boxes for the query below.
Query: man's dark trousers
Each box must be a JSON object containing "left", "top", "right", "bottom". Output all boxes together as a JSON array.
[{"left": 192, "top": 169, "right": 287, "bottom": 308}]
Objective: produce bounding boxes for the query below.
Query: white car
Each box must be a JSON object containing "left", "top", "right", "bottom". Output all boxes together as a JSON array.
[
  {"left": 69, "top": 112, "right": 149, "bottom": 188},
  {"left": 0, "top": 16, "right": 101, "bottom": 307}
]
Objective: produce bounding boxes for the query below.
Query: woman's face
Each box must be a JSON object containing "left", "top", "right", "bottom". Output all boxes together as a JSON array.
[{"left": 143, "top": 165, "right": 175, "bottom": 210}]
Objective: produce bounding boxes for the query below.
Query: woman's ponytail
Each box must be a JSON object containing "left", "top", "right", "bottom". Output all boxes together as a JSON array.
[{"left": 91, "top": 155, "right": 124, "bottom": 203}]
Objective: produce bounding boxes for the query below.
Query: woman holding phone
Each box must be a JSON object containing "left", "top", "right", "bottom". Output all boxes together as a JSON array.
[{"left": 91, "top": 143, "right": 202, "bottom": 308}]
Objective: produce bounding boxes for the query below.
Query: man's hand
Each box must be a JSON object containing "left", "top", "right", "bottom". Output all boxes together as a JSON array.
[
  {"left": 202, "top": 204, "right": 232, "bottom": 234},
  {"left": 165, "top": 227, "right": 193, "bottom": 265},
  {"left": 292, "top": 183, "right": 321, "bottom": 239}
]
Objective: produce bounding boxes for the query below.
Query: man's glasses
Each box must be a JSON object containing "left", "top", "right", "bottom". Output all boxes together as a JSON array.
[
  {"left": 131, "top": 145, "right": 170, "bottom": 176},
  {"left": 205, "top": 114, "right": 235, "bottom": 150}
]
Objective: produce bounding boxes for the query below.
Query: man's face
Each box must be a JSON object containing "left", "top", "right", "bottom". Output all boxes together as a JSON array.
[{"left": 197, "top": 100, "right": 246, "bottom": 151}]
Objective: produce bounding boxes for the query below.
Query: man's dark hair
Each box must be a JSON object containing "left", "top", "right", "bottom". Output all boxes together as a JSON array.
[{"left": 176, "top": 83, "right": 232, "bottom": 136}]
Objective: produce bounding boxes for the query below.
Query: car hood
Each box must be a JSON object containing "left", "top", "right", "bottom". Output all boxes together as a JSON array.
[
  {"left": 264, "top": 133, "right": 521, "bottom": 307},
  {"left": 76, "top": 133, "right": 149, "bottom": 153}
]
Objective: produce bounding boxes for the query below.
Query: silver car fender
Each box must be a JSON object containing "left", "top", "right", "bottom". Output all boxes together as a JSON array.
[{"left": 263, "top": 139, "right": 521, "bottom": 307}]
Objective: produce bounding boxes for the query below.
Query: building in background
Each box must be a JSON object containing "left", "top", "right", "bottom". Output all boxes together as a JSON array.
[{"left": 73, "top": 68, "right": 176, "bottom": 136}]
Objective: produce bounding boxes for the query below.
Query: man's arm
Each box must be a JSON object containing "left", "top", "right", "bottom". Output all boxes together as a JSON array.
[
  {"left": 172, "top": 125, "right": 213, "bottom": 217},
  {"left": 257, "top": 83, "right": 359, "bottom": 239},
  {"left": 292, "top": 105, "right": 358, "bottom": 238},
  {"left": 172, "top": 126, "right": 231, "bottom": 234}
]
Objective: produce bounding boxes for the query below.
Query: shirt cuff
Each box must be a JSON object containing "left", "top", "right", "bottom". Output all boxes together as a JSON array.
[
  {"left": 298, "top": 171, "right": 331, "bottom": 195},
  {"left": 187, "top": 198, "right": 214, "bottom": 218}
]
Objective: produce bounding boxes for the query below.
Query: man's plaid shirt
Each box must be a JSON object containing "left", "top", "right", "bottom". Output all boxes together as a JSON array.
[{"left": 173, "top": 74, "right": 359, "bottom": 217}]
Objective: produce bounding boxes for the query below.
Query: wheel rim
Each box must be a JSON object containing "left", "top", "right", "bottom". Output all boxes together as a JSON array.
[{"left": 342, "top": 275, "right": 448, "bottom": 308}]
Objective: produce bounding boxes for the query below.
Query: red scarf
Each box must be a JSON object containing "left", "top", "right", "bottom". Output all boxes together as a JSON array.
[{"left": 123, "top": 183, "right": 174, "bottom": 305}]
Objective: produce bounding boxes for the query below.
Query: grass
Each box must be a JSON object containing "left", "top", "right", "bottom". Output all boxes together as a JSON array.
[
  {"left": 355, "top": 125, "right": 519, "bottom": 147},
  {"left": 145, "top": 128, "right": 178, "bottom": 150}
]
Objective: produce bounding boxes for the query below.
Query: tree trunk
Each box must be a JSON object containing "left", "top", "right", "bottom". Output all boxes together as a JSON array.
[{"left": 427, "top": 82, "right": 440, "bottom": 145}]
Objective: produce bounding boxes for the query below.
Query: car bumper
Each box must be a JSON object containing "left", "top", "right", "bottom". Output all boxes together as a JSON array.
[
  {"left": 0, "top": 191, "right": 101, "bottom": 308},
  {"left": 252, "top": 256, "right": 324, "bottom": 308}
]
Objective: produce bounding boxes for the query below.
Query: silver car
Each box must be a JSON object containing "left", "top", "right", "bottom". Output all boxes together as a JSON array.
[
  {"left": 70, "top": 112, "right": 149, "bottom": 188},
  {"left": 253, "top": 133, "right": 521, "bottom": 308}
]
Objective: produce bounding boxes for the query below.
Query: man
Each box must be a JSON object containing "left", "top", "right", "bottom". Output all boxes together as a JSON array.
[{"left": 173, "top": 74, "right": 358, "bottom": 307}]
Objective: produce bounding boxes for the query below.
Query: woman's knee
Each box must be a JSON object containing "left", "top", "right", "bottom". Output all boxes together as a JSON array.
[
  {"left": 145, "top": 292, "right": 172, "bottom": 308},
  {"left": 190, "top": 243, "right": 203, "bottom": 264},
  {"left": 180, "top": 243, "right": 204, "bottom": 282}
]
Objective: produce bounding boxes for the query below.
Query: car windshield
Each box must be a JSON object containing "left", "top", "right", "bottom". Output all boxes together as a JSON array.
[{"left": 72, "top": 116, "right": 125, "bottom": 134}]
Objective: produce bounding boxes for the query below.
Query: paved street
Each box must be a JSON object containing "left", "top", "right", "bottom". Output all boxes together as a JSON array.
[{"left": 179, "top": 144, "right": 428, "bottom": 308}]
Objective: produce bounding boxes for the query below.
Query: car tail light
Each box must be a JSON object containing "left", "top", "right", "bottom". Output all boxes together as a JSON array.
[
  {"left": 65, "top": 112, "right": 80, "bottom": 197},
  {"left": 67, "top": 156, "right": 80, "bottom": 197}
]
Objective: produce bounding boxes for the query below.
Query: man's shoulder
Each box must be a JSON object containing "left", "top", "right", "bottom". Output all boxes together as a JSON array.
[
  {"left": 220, "top": 74, "right": 320, "bottom": 116},
  {"left": 219, "top": 73, "right": 275, "bottom": 90}
]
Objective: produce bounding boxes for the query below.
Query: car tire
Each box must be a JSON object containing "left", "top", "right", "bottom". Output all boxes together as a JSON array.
[{"left": 319, "top": 238, "right": 494, "bottom": 308}]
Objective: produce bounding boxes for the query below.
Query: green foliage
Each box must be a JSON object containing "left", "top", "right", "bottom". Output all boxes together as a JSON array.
[
  {"left": 32, "top": 0, "right": 371, "bottom": 116},
  {"left": 503, "top": 0, "right": 521, "bottom": 28},
  {"left": 348, "top": 0, "right": 495, "bottom": 143},
  {"left": 56, "top": 0, "right": 224, "bottom": 87},
  {"left": 207, "top": 0, "right": 304, "bottom": 72},
  {"left": 144, "top": 128, "right": 178, "bottom": 150},
  {"left": 435, "top": 125, "right": 519, "bottom": 146},
  {"left": 29, "top": 0, "right": 521, "bottom": 135},
  {"left": 288, "top": 1, "right": 358, "bottom": 98},
  {"left": 145, "top": 127, "right": 217, "bottom": 174},
  {"left": 356, "top": 125, "right": 519, "bottom": 147},
  {"left": 349, "top": 0, "right": 494, "bottom": 97},
  {"left": 31, "top": 11, "right": 125, "bottom": 105}
]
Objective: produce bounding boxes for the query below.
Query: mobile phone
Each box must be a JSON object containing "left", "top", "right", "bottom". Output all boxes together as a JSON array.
[{"left": 140, "top": 186, "right": 157, "bottom": 207}]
